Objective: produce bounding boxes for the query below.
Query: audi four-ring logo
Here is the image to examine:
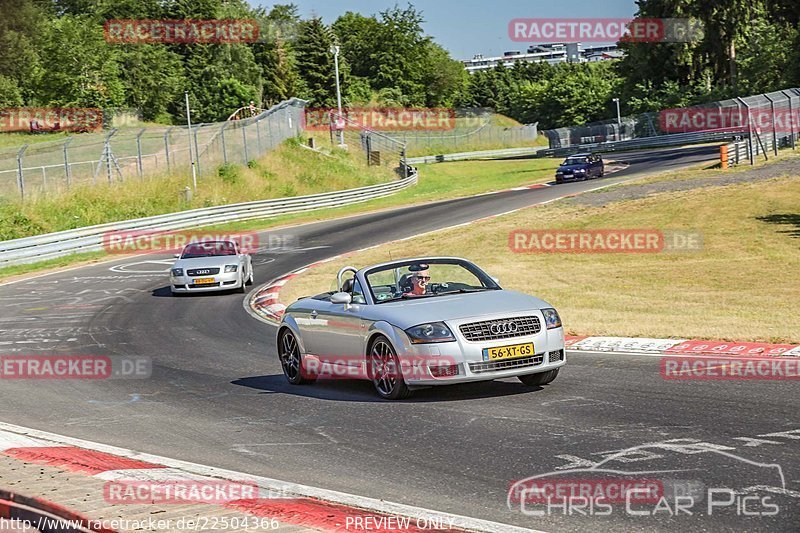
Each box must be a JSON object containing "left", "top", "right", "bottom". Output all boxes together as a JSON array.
[
  {"left": 490, "top": 321, "right": 519, "bottom": 334},
  {"left": 196, "top": 269, "right": 211, "bottom": 275}
]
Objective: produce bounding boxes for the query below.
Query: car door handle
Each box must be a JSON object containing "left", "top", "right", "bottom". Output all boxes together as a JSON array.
[{"left": 310, "top": 310, "right": 318, "bottom": 318}]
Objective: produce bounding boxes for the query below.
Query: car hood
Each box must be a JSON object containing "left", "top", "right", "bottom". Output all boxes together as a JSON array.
[
  {"left": 172, "top": 256, "right": 239, "bottom": 269},
  {"left": 362, "top": 289, "right": 552, "bottom": 329},
  {"left": 558, "top": 164, "right": 588, "bottom": 171}
]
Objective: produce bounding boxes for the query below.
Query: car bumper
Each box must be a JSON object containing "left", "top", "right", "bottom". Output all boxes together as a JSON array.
[
  {"left": 396, "top": 326, "right": 566, "bottom": 386},
  {"left": 555, "top": 173, "right": 584, "bottom": 182},
  {"left": 171, "top": 272, "right": 241, "bottom": 293}
]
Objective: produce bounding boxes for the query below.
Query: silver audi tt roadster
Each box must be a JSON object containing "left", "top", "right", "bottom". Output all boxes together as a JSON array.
[
  {"left": 170, "top": 240, "right": 253, "bottom": 295},
  {"left": 277, "top": 257, "right": 565, "bottom": 399}
]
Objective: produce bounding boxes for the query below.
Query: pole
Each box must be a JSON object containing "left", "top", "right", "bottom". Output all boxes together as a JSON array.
[
  {"left": 16, "top": 145, "right": 27, "bottom": 199},
  {"left": 164, "top": 127, "right": 173, "bottom": 171},
  {"left": 736, "top": 97, "right": 755, "bottom": 165},
  {"left": 136, "top": 128, "right": 145, "bottom": 178},
  {"left": 63, "top": 137, "right": 73, "bottom": 189},
  {"left": 613, "top": 98, "right": 621, "bottom": 140},
  {"left": 185, "top": 91, "right": 197, "bottom": 191},
  {"left": 332, "top": 45, "right": 345, "bottom": 146},
  {"left": 781, "top": 90, "right": 796, "bottom": 150},
  {"left": 763, "top": 94, "right": 779, "bottom": 156}
]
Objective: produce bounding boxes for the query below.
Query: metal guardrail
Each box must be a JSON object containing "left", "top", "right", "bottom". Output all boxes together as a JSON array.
[
  {"left": 0, "top": 169, "right": 418, "bottom": 267},
  {"left": 406, "top": 146, "right": 545, "bottom": 165},
  {"left": 538, "top": 130, "right": 738, "bottom": 158}
]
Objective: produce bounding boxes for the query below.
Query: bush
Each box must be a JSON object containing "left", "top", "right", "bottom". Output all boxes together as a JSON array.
[{"left": 217, "top": 163, "right": 241, "bottom": 184}]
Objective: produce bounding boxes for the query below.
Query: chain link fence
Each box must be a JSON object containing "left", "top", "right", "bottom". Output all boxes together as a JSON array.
[
  {"left": 0, "top": 98, "right": 307, "bottom": 200},
  {"left": 542, "top": 89, "right": 800, "bottom": 165},
  {"left": 322, "top": 112, "right": 411, "bottom": 178},
  {"left": 376, "top": 109, "right": 538, "bottom": 157}
]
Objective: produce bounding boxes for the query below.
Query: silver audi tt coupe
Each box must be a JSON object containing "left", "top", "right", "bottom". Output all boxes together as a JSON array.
[
  {"left": 277, "top": 257, "right": 565, "bottom": 399},
  {"left": 170, "top": 240, "right": 253, "bottom": 295}
]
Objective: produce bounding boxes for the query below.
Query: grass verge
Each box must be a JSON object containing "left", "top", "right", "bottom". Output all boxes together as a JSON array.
[
  {"left": 0, "top": 138, "right": 393, "bottom": 241},
  {"left": 0, "top": 156, "right": 560, "bottom": 282},
  {"left": 281, "top": 169, "right": 800, "bottom": 343}
]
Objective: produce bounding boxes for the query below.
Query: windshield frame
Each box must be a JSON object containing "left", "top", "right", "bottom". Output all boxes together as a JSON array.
[
  {"left": 562, "top": 156, "right": 588, "bottom": 166},
  {"left": 362, "top": 257, "right": 500, "bottom": 305},
  {"left": 180, "top": 240, "right": 238, "bottom": 259}
]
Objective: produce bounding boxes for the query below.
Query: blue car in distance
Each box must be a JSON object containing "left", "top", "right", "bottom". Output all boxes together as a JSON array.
[{"left": 555, "top": 153, "right": 604, "bottom": 183}]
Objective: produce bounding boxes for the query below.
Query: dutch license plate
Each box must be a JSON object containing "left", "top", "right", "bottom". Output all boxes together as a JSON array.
[
  {"left": 193, "top": 278, "right": 216, "bottom": 285},
  {"left": 483, "top": 342, "right": 534, "bottom": 361}
]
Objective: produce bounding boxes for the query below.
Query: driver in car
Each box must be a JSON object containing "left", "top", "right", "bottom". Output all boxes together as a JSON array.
[{"left": 404, "top": 264, "right": 430, "bottom": 296}]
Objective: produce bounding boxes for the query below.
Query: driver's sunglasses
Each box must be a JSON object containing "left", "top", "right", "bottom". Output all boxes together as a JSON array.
[{"left": 415, "top": 275, "right": 431, "bottom": 281}]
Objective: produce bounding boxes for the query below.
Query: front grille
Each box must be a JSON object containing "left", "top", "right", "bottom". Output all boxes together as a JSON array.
[
  {"left": 469, "top": 354, "right": 544, "bottom": 374},
  {"left": 548, "top": 349, "right": 564, "bottom": 363},
  {"left": 187, "top": 268, "right": 220, "bottom": 277},
  {"left": 188, "top": 282, "right": 220, "bottom": 288},
  {"left": 459, "top": 316, "right": 541, "bottom": 342}
]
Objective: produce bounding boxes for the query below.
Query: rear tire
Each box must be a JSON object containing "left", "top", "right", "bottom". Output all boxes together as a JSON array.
[
  {"left": 368, "top": 336, "right": 411, "bottom": 400},
  {"left": 519, "top": 368, "right": 559, "bottom": 387},
  {"left": 278, "top": 329, "right": 316, "bottom": 385}
]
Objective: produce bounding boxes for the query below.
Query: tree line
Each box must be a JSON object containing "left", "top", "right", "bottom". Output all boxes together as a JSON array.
[{"left": 1, "top": 1, "right": 798, "bottom": 129}]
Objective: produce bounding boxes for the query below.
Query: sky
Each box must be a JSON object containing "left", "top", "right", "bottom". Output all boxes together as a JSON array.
[{"left": 256, "top": 0, "right": 638, "bottom": 59}]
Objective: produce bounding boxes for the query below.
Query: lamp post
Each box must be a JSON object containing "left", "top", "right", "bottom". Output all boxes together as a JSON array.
[
  {"left": 331, "top": 44, "right": 346, "bottom": 147},
  {"left": 612, "top": 97, "right": 622, "bottom": 140},
  {"left": 185, "top": 91, "right": 197, "bottom": 191}
]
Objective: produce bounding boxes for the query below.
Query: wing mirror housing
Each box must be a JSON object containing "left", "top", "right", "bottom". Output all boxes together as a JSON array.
[
  {"left": 491, "top": 276, "right": 501, "bottom": 286},
  {"left": 331, "top": 292, "right": 352, "bottom": 305},
  {"left": 173, "top": 253, "right": 181, "bottom": 259}
]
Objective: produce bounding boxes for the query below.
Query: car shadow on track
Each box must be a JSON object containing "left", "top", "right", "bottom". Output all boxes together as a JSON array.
[
  {"left": 232, "top": 375, "right": 546, "bottom": 403},
  {"left": 151, "top": 286, "right": 249, "bottom": 298}
]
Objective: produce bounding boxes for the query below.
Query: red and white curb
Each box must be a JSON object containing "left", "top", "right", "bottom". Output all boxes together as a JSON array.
[
  {"left": 565, "top": 336, "right": 800, "bottom": 357},
  {"left": 0, "top": 422, "right": 538, "bottom": 533}
]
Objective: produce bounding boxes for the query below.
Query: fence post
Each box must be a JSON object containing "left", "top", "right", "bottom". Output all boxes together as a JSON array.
[
  {"left": 136, "top": 128, "right": 145, "bottom": 177},
  {"left": 736, "top": 97, "right": 755, "bottom": 165},
  {"left": 193, "top": 127, "right": 202, "bottom": 176},
  {"left": 220, "top": 122, "right": 229, "bottom": 164},
  {"left": 763, "top": 94, "right": 779, "bottom": 156},
  {"left": 164, "top": 127, "right": 173, "bottom": 171},
  {"left": 63, "top": 137, "right": 73, "bottom": 189},
  {"left": 16, "top": 145, "right": 28, "bottom": 199},
  {"left": 781, "top": 90, "right": 796, "bottom": 150},
  {"left": 242, "top": 123, "right": 249, "bottom": 164},
  {"left": 255, "top": 118, "right": 263, "bottom": 156}
]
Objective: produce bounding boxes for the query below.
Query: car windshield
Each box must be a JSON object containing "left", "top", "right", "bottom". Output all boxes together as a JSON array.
[
  {"left": 563, "top": 157, "right": 588, "bottom": 165},
  {"left": 181, "top": 241, "right": 236, "bottom": 258},
  {"left": 365, "top": 259, "right": 499, "bottom": 303}
]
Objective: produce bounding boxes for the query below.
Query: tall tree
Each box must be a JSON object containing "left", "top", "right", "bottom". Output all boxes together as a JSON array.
[{"left": 293, "top": 17, "right": 338, "bottom": 107}]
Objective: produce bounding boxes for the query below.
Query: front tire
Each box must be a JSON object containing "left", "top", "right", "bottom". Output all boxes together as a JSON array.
[
  {"left": 368, "top": 336, "right": 411, "bottom": 400},
  {"left": 278, "top": 329, "right": 315, "bottom": 385},
  {"left": 519, "top": 368, "right": 559, "bottom": 387}
]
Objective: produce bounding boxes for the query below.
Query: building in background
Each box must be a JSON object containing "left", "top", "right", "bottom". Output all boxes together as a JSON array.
[{"left": 461, "top": 43, "right": 621, "bottom": 73}]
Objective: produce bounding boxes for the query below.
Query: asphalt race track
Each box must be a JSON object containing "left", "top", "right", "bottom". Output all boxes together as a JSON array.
[{"left": 1, "top": 145, "right": 797, "bottom": 532}]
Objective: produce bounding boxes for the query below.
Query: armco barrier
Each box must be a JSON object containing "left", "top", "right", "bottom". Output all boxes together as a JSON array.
[
  {"left": 0, "top": 169, "right": 417, "bottom": 267},
  {"left": 406, "top": 146, "right": 545, "bottom": 165},
  {"left": 538, "top": 129, "right": 738, "bottom": 158}
]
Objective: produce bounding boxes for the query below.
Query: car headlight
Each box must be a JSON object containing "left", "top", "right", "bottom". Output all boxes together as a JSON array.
[
  {"left": 575, "top": 168, "right": 586, "bottom": 173},
  {"left": 555, "top": 170, "right": 563, "bottom": 174},
  {"left": 405, "top": 322, "right": 456, "bottom": 344},
  {"left": 171, "top": 268, "right": 183, "bottom": 277},
  {"left": 542, "top": 308, "right": 562, "bottom": 329},
  {"left": 224, "top": 265, "right": 238, "bottom": 273}
]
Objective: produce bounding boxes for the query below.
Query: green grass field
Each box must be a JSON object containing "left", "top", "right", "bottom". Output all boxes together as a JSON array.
[
  {"left": 282, "top": 168, "right": 800, "bottom": 343},
  {"left": 0, "top": 154, "right": 560, "bottom": 281}
]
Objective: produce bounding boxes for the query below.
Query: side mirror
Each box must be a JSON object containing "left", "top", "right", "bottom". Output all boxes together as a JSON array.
[
  {"left": 173, "top": 253, "right": 181, "bottom": 259},
  {"left": 331, "top": 292, "right": 352, "bottom": 305},
  {"left": 491, "top": 276, "right": 501, "bottom": 286}
]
